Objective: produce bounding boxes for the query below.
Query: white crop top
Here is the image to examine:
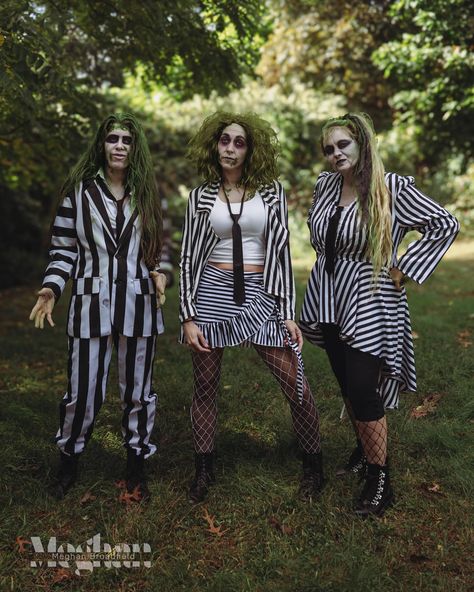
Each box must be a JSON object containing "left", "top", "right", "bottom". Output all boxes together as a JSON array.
[{"left": 209, "top": 192, "right": 266, "bottom": 264}]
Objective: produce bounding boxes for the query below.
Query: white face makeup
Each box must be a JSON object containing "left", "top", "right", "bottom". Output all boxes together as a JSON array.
[
  {"left": 217, "top": 123, "right": 248, "bottom": 177},
  {"left": 323, "top": 127, "right": 360, "bottom": 175},
  {"left": 104, "top": 127, "right": 133, "bottom": 172}
]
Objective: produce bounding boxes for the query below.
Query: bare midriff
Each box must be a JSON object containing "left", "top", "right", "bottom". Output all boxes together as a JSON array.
[{"left": 208, "top": 262, "right": 264, "bottom": 272}]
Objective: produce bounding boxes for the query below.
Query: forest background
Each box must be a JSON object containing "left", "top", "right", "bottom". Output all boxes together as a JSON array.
[
  {"left": 1, "top": 0, "right": 473, "bottom": 286},
  {"left": 1, "top": 2, "right": 474, "bottom": 591}
]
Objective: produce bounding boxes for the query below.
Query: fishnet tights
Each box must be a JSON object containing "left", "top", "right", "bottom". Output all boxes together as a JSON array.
[
  {"left": 190, "top": 345, "right": 321, "bottom": 454},
  {"left": 356, "top": 416, "right": 387, "bottom": 465},
  {"left": 254, "top": 345, "right": 321, "bottom": 454},
  {"left": 191, "top": 348, "right": 224, "bottom": 453}
]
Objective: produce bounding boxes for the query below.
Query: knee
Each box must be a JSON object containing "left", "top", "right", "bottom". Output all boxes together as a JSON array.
[
  {"left": 193, "top": 374, "right": 220, "bottom": 395},
  {"left": 348, "top": 388, "right": 384, "bottom": 422}
]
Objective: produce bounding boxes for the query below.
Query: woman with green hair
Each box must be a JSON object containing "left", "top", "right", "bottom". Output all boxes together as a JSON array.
[
  {"left": 179, "top": 111, "right": 323, "bottom": 503},
  {"left": 29, "top": 113, "right": 166, "bottom": 502},
  {"left": 300, "top": 112, "right": 459, "bottom": 516}
]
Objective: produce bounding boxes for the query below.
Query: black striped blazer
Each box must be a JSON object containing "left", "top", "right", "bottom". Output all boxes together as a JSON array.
[
  {"left": 179, "top": 180, "right": 295, "bottom": 321},
  {"left": 42, "top": 178, "right": 164, "bottom": 338}
]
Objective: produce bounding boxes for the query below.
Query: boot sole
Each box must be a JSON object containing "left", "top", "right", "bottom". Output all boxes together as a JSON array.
[{"left": 354, "top": 492, "right": 395, "bottom": 518}]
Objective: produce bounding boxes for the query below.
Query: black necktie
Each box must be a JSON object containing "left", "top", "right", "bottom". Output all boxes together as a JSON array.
[
  {"left": 324, "top": 206, "right": 343, "bottom": 275},
  {"left": 116, "top": 199, "right": 125, "bottom": 239},
  {"left": 223, "top": 186, "right": 246, "bottom": 305}
]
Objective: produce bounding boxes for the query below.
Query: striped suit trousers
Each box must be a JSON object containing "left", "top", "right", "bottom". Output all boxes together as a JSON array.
[{"left": 56, "top": 332, "right": 157, "bottom": 458}]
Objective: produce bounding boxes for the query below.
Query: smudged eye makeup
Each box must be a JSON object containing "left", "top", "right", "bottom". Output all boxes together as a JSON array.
[
  {"left": 324, "top": 140, "right": 351, "bottom": 155},
  {"left": 105, "top": 134, "right": 133, "bottom": 145},
  {"left": 219, "top": 134, "right": 247, "bottom": 149}
]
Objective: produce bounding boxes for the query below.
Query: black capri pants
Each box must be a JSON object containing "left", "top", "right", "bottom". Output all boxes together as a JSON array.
[{"left": 320, "top": 323, "right": 384, "bottom": 422}]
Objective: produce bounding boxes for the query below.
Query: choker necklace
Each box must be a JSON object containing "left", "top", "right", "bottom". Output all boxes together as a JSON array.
[{"left": 222, "top": 182, "right": 246, "bottom": 305}]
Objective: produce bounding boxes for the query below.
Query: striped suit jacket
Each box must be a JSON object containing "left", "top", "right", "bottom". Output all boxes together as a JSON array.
[
  {"left": 179, "top": 180, "right": 295, "bottom": 321},
  {"left": 42, "top": 178, "right": 164, "bottom": 338}
]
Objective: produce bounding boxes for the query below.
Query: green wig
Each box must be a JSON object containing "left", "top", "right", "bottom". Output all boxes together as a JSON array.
[
  {"left": 62, "top": 112, "right": 162, "bottom": 269},
  {"left": 320, "top": 112, "right": 392, "bottom": 283},
  {"left": 187, "top": 111, "right": 280, "bottom": 194}
]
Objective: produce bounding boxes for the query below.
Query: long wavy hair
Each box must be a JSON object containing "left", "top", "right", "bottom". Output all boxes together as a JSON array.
[
  {"left": 186, "top": 111, "right": 280, "bottom": 194},
  {"left": 321, "top": 112, "right": 392, "bottom": 282},
  {"left": 61, "top": 113, "right": 162, "bottom": 269}
]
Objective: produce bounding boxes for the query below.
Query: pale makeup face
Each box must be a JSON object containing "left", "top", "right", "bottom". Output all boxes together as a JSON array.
[
  {"left": 323, "top": 127, "right": 359, "bottom": 174},
  {"left": 104, "top": 126, "right": 133, "bottom": 171},
  {"left": 217, "top": 123, "right": 248, "bottom": 177}
]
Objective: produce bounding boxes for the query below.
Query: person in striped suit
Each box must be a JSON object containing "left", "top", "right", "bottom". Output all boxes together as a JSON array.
[
  {"left": 179, "top": 111, "right": 324, "bottom": 503},
  {"left": 29, "top": 113, "right": 166, "bottom": 501},
  {"left": 300, "top": 112, "right": 459, "bottom": 517}
]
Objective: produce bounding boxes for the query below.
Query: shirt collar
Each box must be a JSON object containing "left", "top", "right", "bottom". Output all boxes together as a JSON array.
[{"left": 95, "top": 169, "right": 132, "bottom": 201}]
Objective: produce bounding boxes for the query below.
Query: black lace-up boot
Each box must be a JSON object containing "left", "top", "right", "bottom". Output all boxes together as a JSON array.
[
  {"left": 298, "top": 452, "right": 325, "bottom": 501},
  {"left": 189, "top": 452, "right": 215, "bottom": 503},
  {"left": 336, "top": 440, "right": 367, "bottom": 478},
  {"left": 126, "top": 449, "right": 151, "bottom": 502},
  {"left": 354, "top": 462, "right": 394, "bottom": 517},
  {"left": 52, "top": 451, "right": 79, "bottom": 500}
]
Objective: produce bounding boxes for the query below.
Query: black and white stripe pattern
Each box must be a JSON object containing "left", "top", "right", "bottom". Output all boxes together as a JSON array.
[
  {"left": 179, "top": 180, "right": 295, "bottom": 322},
  {"left": 181, "top": 265, "right": 285, "bottom": 348},
  {"left": 56, "top": 332, "right": 157, "bottom": 457},
  {"left": 300, "top": 171, "right": 459, "bottom": 408},
  {"left": 43, "top": 178, "right": 164, "bottom": 338},
  {"left": 184, "top": 264, "right": 306, "bottom": 403}
]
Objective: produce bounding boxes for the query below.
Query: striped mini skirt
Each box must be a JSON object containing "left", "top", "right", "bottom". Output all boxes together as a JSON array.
[{"left": 179, "top": 264, "right": 286, "bottom": 348}]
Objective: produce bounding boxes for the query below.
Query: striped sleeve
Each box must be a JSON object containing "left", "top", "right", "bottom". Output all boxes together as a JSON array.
[
  {"left": 394, "top": 175, "right": 460, "bottom": 284},
  {"left": 178, "top": 189, "right": 198, "bottom": 322},
  {"left": 307, "top": 171, "right": 330, "bottom": 220},
  {"left": 42, "top": 194, "right": 78, "bottom": 300},
  {"left": 277, "top": 182, "right": 296, "bottom": 320}
]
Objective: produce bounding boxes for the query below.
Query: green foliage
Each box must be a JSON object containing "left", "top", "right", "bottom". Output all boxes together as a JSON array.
[
  {"left": 0, "top": 0, "right": 267, "bottom": 287},
  {"left": 258, "top": 0, "right": 395, "bottom": 127},
  {"left": 372, "top": 0, "right": 474, "bottom": 163}
]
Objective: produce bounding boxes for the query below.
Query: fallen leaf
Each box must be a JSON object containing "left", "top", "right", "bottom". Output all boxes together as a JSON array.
[
  {"left": 420, "top": 482, "right": 445, "bottom": 496},
  {"left": 119, "top": 486, "right": 143, "bottom": 505},
  {"left": 456, "top": 329, "right": 472, "bottom": 348},
  {"left": 268, "top": 516, "right": 294, "bottom": 536},
  {"left": 15, "top": 536, "right": 31, "bottom": 553},
  {"left": 411, "top": 392, "right": 444, "bottom": 418},
  {"left": 80, "top": 491, "right": 96, "bottom": 505},
  {"left": 202, "top": 507, "right": 227, "bottom": 537},
  {"left": 51, "top": 568, "right": 74, "bottom": 585}
]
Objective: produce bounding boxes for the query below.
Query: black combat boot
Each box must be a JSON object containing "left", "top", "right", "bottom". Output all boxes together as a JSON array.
[
  {"left": 336, "top": 440, "right": 367, "bottom": 478},
  {"left": 298, "top": 452, "right": 325, "bottom": 501},
  {"left": 126, "top": 449, "right": 150, "bottom": 502},
  {"left": 189, "top": 452, "right": 215, "bottom": 503},
  {"left": 52, "top": 451, "right": 79, "bottom": 500},
  {"left": 354, "top": 461, "right": 394, "bottom": 517}
]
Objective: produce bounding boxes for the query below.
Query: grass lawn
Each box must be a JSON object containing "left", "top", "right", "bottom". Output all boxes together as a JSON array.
[{"left": 0, "top": 240, "right": 473, "bottom": 591}]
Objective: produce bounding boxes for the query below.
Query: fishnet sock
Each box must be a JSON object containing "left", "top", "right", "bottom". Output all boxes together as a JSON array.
[
  {"left": 253, "top": 345, "right": 321, "bottom": 453},
  {"left": 356, "top": 416, "right": 387, "bottom": 465},
  {"left": 191, "top": 348, "right": 224, "bottom": 454}
]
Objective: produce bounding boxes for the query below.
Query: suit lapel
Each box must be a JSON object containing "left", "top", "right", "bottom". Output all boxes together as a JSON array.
[
  {"left": 259, "top": 183, "right": 280, "bottom": 208},
  {"left": 116, "top": 207, "right": 139, "bottom": 255},
  {"left": 196, "top": 181, "right": 219, "bottom": 214},
  {"left": 83, "top": 180, "right": 117, "bottom": 245}
]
